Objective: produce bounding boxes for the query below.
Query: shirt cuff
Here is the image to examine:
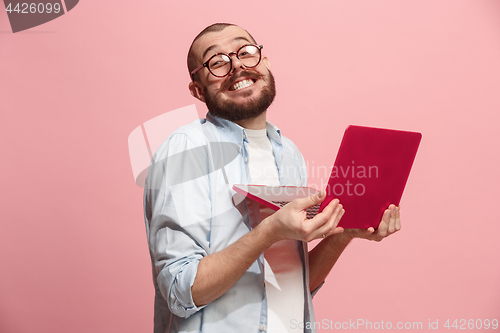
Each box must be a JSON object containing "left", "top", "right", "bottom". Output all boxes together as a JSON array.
[{"left": 159, "top": 260, "right": 207, "bottom": 318}]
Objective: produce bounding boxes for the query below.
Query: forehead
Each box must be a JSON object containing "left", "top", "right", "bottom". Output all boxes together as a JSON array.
[{"left": 192, "top": 26, "right": 255, "bottom": 62}]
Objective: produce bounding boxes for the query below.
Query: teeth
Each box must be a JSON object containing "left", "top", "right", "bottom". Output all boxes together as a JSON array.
[{"left": 232, "top": 79, "right": 254, "bottom": 91}]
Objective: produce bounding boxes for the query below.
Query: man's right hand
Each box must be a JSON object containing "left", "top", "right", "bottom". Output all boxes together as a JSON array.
[
  {"left": 263, "top": 190, "right": 345, "bottom": 243},
  {"left": 192, "top": 190, "right": 344, "bottom": 307}
]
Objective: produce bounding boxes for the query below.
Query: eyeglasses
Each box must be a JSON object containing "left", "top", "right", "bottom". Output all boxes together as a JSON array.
[{"left": 191, "top": 44, "right": 263, "bottom": 78}]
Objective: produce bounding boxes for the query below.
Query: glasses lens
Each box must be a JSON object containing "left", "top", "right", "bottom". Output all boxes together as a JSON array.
[
  {"left": 238, "top": 45, "right": 261, "bottom": 68},
  {"left": 208, "top": 54, "right": 231, "bottom": 77}
]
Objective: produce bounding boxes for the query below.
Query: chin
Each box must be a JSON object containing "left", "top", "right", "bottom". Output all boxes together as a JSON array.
[{"left": 205, "top": 71, "right": 276, "bottom": 122}]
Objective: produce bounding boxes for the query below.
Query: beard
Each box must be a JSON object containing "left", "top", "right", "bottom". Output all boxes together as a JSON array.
[{"left": 204, "top": 70, "right": 276, "bottom": 122}]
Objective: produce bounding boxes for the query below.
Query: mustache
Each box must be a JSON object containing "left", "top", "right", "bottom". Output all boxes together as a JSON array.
[{"left": 220, "top": 71, "right": 265, "bottom": 91}]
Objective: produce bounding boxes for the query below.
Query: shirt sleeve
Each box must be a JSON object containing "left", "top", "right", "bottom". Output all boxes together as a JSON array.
[{"left": 144, "top": 132, "right": 212, "bottom": 318}]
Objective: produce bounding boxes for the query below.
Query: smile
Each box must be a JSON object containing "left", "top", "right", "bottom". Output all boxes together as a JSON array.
[{"left": 229, "top": 79, "right": 255, "bottom": 91}]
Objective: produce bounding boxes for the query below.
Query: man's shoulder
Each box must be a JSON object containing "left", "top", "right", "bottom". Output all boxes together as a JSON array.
[
  {"left": 152, "top": 119, "right": 212, "bottom": 159},
  {"left": 280, "top": 134, "right": 297, "bottom": 147},
  {"left": 170, "top": 118, "right": 208, "bottom": 140},
  {"left": 279, "top": 134, "right": 303, "bottom": 156},
  {"left": 265, "top": 121, "right": 302, "bottom": 155}
]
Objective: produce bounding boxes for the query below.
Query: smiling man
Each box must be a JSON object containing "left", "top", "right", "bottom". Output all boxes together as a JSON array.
[
  {"left": 188, "top": 25, "right": 276, "bottom": 126},
  {"left": 144, "top": 23, "right": 401, "bottom": 333}
]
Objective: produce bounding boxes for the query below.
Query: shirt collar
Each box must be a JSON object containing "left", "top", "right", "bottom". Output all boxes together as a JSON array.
[{"left": 206, "top": 112, "right": 282, "bottom": 146}]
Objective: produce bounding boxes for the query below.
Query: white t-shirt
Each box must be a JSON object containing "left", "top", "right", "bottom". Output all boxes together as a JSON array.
[{"left": 245, "top": 128, "right": 304, "bottom": 333}]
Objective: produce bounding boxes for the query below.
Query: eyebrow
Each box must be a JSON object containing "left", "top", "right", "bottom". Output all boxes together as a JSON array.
[{"left": 201, "top": 36, "right": 253, "bottom": 61}]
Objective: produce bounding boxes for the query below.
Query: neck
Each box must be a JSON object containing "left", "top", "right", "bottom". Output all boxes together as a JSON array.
[{"left": 234, "top": 111, "right": 267, "bottom": 130}]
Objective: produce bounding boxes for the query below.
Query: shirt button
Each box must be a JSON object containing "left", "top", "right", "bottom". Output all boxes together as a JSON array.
[
  {"left": 259, "top": 325, "right": 265, "bottom": 331},
  {"left": 245, "top": 157, "right": 248, "bottom": 163}
]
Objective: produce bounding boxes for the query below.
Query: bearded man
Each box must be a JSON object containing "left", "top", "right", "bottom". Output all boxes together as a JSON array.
[{"left": 144, "top": 23, "right": 401, "bottom": 333}]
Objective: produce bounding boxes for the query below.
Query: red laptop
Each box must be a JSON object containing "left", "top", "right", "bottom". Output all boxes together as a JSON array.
[{"left": 233, "top": 125, "right": 422, "bottom": 229}]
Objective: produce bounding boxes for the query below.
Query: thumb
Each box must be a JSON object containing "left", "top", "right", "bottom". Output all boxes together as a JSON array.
[{"left": 295, "top": 189, "right": 326, "bottom": 209}]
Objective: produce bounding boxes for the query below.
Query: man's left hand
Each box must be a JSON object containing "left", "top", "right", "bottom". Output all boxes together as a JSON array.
[{"left": 343, "top": 204, "right": 401, "bottom": 242}]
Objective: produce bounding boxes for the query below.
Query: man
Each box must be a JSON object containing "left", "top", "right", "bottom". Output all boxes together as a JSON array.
[{"left": 144, "top": 23, "right": 400, "bottom": 333}]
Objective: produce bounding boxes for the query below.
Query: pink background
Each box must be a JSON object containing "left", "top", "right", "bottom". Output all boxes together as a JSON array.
[{"left": 1, "top": 1, "right": 499, "bottom": 332}]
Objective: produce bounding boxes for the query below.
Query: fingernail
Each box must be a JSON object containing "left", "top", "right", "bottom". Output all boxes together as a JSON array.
[{"left": 318, "top": 190, "right": 325, "bottom": 199}]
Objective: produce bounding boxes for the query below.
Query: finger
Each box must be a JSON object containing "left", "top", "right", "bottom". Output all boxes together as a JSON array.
[
  {"left": 329, "top": 208, "right": 345, "bottom": 236},
  {"left": 388, "top": 205, "right": 397, "bottom": 233},
  {"left": 377, "top": 209, "right": 391, "bottom": 237},
  {"left": 314, "top": 198, "right": 340, "bottom": 227},
  {"left": 331, "top": 226, "right": 344, "bottom": 235},
  {"left": 321, "top": 226, "right": 344, "bottom": 239},
  {"left": 317, "top": 205, "right": 344, "bottom": 238},
  {"left": 345, "top": 227, "right": 374, "bottom": 240},
  {"left": 395, "top": 206, "right": 401, "bottom": 231},
  {"left": 306, "top": 199, "right": 340, "bottom": 235},
  {"left": 330, "top": 207, "right": 344, "bottom": 231},
  {"left": 294, "top": 189, "right": 327, "bottom": 210},
  {"left": 318, "top": 197, "right": 340, "bottom": 217}
]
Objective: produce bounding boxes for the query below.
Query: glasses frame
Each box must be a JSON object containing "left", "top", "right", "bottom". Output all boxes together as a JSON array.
[{"left": 190, "top": 44, "right": 264, "bottom": 79}]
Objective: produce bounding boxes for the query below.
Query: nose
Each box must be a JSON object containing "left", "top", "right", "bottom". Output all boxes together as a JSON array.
[{"left": 227, "top": 51, "right": 245, "bottom": 73}]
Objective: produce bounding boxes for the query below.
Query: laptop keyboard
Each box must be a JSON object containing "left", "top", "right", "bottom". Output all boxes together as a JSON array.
[{"left": 271, "top": 201, "right": 321, "bottom": 219}]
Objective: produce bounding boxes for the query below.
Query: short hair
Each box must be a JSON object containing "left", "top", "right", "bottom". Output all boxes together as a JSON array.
[{"left": 187, "top": 23, "right": 257, "bottom": 82}]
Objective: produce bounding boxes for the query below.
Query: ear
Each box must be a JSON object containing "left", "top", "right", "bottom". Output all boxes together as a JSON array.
[
  {"left": 189, "top": 81, "right": 205, "bottom": 103},
  {"left": 262, "top": 56, "right": 271, "bottom": 71}
]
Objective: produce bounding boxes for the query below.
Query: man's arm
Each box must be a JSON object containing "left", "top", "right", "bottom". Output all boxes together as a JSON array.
[
  {"left": 191, "top": 216, "right": 274, "bottom": 307},
  {"left": 308, "top": 231, "right": 351, "bottom": 292},
  {"left": 191, "top": 190, "right": 345, "bottom": 307},
  {"left": 308, "top": 205, "right": 401, "bottom": 292}
]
